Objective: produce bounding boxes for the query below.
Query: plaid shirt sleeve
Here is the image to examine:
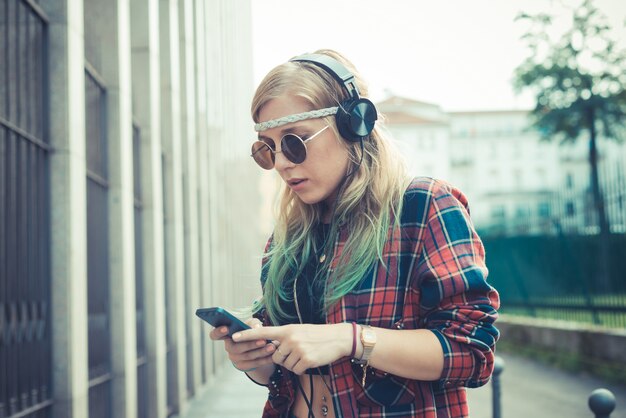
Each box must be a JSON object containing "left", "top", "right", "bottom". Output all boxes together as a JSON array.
[{"left": 415, "top": 180, "right": 500, "bottom": 388}]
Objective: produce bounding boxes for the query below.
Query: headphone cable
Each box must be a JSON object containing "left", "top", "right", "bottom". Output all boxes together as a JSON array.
[
  {"left": 292, "top": 138, "right": 364, "bottom": 417},
  {"left": 294, "top": 373, "right": 316, "bottom": 418}
]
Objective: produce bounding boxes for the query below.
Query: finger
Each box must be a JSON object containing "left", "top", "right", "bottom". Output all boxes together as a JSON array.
[
  {"left": 235, "top": 343, "right": 276, "bottom": 362},
  {"left": 232, "top": 326, "right": 282, "bottom": 342},
  {"left": 233, "top": 356, "right": 275, "bottom": 371},
  {"left": 209, "top": 326, "right": 230, "bottom": 341},
  {"left": 246, "top": 317, "right": 263, "bottom": 328},
  {"left": 283, "top": 354, "right": 300, "bottom": 372},
  {"left": 224, "top": 339, "right": 268, "bottom": 355},
  {"left": 292, "top": 359, "right": 308, "bottom": 376},
  {"left": 271, "top": 345, "right": 289, "bottom": 365}
]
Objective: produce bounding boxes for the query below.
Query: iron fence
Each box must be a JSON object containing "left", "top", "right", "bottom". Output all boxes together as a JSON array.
[
  {"left": 483, "top": 233, "right": 626, "bottom": 328},
  {"left": 480, "top": 158, "right": 626, "bottom": 328},
  {"left": 0, "top": 1, "right": 52, "bottom": 417}
]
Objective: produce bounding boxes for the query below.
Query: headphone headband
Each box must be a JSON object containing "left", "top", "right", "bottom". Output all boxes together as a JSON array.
[
  {"left": 288, "top": 53, "right": 378, "bottom": 142},
  {"left": 290, "top": 54, "right": 360, "bottom": 100}
]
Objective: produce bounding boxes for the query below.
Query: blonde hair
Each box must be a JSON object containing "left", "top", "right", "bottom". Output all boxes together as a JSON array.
[{"left": 252, "top": 49, "right": 411, "bottom": 325}]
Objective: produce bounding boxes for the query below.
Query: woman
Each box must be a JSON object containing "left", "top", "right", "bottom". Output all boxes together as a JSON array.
[{"left": 210, "top": 49, "right": 500, "bottom": 418}]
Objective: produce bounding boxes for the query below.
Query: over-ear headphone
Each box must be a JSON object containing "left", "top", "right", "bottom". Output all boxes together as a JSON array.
[{"left": 290, "top": 54, "right": 378, "bottom": 142}]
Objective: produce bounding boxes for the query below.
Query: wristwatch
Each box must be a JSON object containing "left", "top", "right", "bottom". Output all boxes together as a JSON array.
[{"left": 357, "top": 325, "right": 376, "bottom": 364}]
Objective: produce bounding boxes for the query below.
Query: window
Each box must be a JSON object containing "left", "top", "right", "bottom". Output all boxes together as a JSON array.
[
  {"left": 538, "top": 202, "right": 551, "bottom": 218},
  {"left": 566, "top": 173, "right": 574, "bottom": 189},
  {"left": 0, "top": 2, "right": 52, "bottom": 417},
  {"left": 537, "top": 168, "right": 547, "bottom": 186},
  {"left": 491, "top": 205, "right": 506, "bottom": 220},
  {"left": 489, "top": 142, "right": 497, "bottom": 157},
  {"left": 513, "top": 169, "right": 523, "bottom": 189},
  {"left": 489, "top": 169, "right": 500, "bottom": 190},
  {"left": 516, "top": 205, "right": 529, "bottom": 218}
]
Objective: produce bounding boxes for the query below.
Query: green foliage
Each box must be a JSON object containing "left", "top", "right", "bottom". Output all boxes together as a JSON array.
[{"left": 514, "top": 0, "right": 626, "bottom": 144}]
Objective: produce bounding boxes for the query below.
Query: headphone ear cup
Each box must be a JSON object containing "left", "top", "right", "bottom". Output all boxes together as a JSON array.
[{"left": 336, "top": 98, "right": 378, "bottom": 142}]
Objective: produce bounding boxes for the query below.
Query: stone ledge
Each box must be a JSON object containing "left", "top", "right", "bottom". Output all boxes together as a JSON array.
[{"left": 496, "top": 315, "right": 626, "bottom": 384}]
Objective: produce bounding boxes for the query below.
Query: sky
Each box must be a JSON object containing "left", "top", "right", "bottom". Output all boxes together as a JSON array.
[{"left": 251, "top": 0, "right": 626, "bottom": 112}]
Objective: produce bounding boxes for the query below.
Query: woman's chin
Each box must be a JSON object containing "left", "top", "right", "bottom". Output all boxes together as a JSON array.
[{"left": 293, "top": 190, "right": 325, "bottom": 206}]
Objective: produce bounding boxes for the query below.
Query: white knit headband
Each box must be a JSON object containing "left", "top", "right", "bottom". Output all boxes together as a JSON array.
[{"left": 254, "top": 106, "right": 338, "bottom": 132}]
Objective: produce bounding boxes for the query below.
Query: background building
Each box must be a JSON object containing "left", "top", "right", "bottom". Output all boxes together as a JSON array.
[
  {"left": 379, "top": 95, "right": 626, "bottom": 236},
  {"left": 377, "top": 96, "right": 451, "bottom": 182},
  {"left": 1, "top": 1, "right": 265, "bottom": 418},
  {"left": 449, "top": 109, "right": 562, "bottom": 235}
]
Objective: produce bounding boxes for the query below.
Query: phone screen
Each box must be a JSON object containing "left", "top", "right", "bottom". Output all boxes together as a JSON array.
[{"left": 195, "top": 307, "right": 250, "bottom": 336}]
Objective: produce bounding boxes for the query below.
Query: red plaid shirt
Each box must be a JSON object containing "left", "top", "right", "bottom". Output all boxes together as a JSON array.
[{"left": 255, "top": 177, "right": 500, "bottom": 418}]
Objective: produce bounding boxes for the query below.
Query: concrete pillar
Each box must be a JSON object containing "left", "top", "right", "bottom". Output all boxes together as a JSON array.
[
  {"left": 204, "top": 0, "right": 226, "bottom": 371},
  {"left": 223, "top": 0, "right": 259, "bottom": 309},
  {"left": 131, "top": 0, "right": 168, "bottom": 417},
  {"left": 87, "top": 0, "right": 138, "bottom": 416},
  {"left": 223, "top": 0, "right": 238, "bottom": 337},
  {"left": 213, "top": 1, "right": 230, "bottom": 326},
  {"left": 44, "top": 0, "right": 90, "bottom": 416},
  {"left": 193, "top": 0, "right": 214, "bottom": 383},
  {"left": 179, "top": 0, "right": 201, "bottom": 395},
  {"left": 159, "top": 0, "right": 188, "bottom": 414},
  {"left": 218, "top": 1, "right": 233, "bottom": 311},
  {"left": 218, "top": 0, "right": 260, "bottom": 310}
]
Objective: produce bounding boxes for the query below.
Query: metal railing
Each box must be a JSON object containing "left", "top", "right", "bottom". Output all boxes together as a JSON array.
[
  {"left": 482, "top": 232, "right": 626, "bottom": 328},
  {"left": 480, "top": 157, "right": 626, "bottom": 329}
]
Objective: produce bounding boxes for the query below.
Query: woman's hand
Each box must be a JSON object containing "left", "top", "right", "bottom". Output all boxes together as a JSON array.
[
  {"left": 232, "top": 323, "right": 353, "bottom": 375},
  {"left": 209, "top": 318, "right": 277, "bottom": 372}
]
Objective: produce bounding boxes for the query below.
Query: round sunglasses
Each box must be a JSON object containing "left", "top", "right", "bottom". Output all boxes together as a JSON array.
[{"left": 250, "top": 125, "right": 329, "bottom": 170}]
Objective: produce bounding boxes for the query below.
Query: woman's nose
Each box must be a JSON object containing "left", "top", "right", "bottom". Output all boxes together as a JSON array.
[{"left": 273, "top": 150, "right": 295, "bottom": 171}]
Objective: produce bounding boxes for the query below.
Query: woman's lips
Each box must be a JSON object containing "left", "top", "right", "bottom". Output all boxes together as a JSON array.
[{"left": 287, "top": 178, "right": 308, "bottom": 190}]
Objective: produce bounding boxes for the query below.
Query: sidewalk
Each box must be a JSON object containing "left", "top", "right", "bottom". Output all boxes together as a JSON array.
[
  {"left": 175, "top": 352, "right": 626, "bottom": 418},
  {"left": 174, "top": 363, "right": 267, "bottom": 418}
]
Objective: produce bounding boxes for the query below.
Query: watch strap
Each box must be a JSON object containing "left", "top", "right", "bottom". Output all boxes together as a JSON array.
[{"left": 356, "top": 325, "right": 375, "bottom": 365}]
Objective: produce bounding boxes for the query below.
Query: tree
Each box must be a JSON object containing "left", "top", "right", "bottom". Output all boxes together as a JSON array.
[{"left": 514, "top": 0, "right": 626, "bottom": 289}]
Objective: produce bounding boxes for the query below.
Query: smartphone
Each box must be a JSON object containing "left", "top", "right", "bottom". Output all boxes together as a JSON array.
[{"left": 195, "top": 307, "right": 251, "bottom": 337}]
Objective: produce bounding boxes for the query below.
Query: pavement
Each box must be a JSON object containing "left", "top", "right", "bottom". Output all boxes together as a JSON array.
[{"left": 175, "top": 352, "right": 626, "bottom": 418}]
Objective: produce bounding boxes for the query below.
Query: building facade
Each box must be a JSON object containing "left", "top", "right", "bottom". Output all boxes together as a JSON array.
[
  {"left": 0, "top": 1, "right": 264, "bottom": 418},
  {"left": 377, "top": 96, "right": 451, "bottom": 182},
  {"left": 379, "top": 96, "right": 626, "bottom": 236}
]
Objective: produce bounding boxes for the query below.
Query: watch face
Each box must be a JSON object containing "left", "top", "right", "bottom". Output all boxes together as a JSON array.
[{"left": 362, "top": 328, "right": 376, "bottom": 345}]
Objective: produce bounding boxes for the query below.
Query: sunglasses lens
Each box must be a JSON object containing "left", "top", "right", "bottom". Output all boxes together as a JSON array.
[
  {"left": 251, "top": 141, "right": 274, "bottom": 169},
  {"left": 282, "top": 135, "right": 306, "bottom": 164}
]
